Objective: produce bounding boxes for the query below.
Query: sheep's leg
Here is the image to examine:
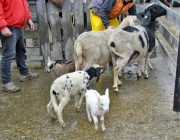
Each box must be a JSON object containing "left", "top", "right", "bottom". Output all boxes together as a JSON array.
[
  {"left": 47, "top": 101, "right": 56, "bottom": 119},
  {"left": 143, "top": 52, "right": 152, "bottom": 78},
  {"left": 86, "top": 107, "right": 92, "bottom": 123},
  {"left": 92, "top": 115, "right": 98, "bottom": 131},
  {"left": 56, "top": 96, "right": 70, "bottom": 128},
  {"left": 76, "top": 91, "right": 86, "bottom": 111},
  {"left": 83, "top": 63, "right": 92, "bottom": 71},
  {"left": 74, "top": 94, "right": 80, "bottom": 112},
  {"left": 137, "top": 59, "right": 143, "bottom": 77},
  {"left": 113, "top": 67, "right": 122, "bottom": 92},
  {"left": 75, "top": 62, "right": 80, "bottom": 71},
  {"left": 100, "top": 115, "right": 106, "bottom": 131}
]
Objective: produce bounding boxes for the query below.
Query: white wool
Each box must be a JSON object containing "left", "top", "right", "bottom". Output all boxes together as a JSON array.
[{"left": 85, "top": 88, "right": 110, "bottom": 131}]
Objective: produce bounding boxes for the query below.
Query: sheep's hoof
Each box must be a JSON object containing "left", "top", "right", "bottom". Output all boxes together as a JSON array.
[
  {"left": 76, "top": 108, "right": 80, "bottom": 112},
  {"left": 144, "top": 76, "right": 149, "bottom": 79},
  {"left": 61, "top": 122, "right": 65, "bottom": 128},
  {"left": 137, "top": 74, "right": 142, "bottom": 78},
  {"left": 102, "top": 128, "right": 106, "bottom": 132},
  {"left": 51, "top": 116, "right": 56, "bottom": 120},
  {"left": 113, "top": 87, "right": 119, "bottom": 93}
]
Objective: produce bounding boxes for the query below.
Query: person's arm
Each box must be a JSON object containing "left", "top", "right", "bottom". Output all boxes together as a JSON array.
[
  {"left": 128, "top": 3, "right": 136, "bottom": 15},
  {"left": 0, "top": 0, "right": 12, "bottom": 36},
  {"left": 99, "top": 0, "right": 116, "bottom": 29},
  {"left": 0, "top": 0, "right": 7, "bottom": 30}
]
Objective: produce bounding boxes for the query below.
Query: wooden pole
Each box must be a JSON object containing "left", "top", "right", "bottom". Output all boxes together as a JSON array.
[{"left": 173, "top": 32, "right": 180, "bottom": 112}]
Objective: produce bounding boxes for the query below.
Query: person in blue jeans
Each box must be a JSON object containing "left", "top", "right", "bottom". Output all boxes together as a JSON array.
[{"left": 0, "top": 0, "right": 39, "bottom": 93}]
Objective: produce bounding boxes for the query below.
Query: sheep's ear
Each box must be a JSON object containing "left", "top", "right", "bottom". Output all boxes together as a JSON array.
[
  {"left": 143, "top": 10, "right": 151, "bottom": 25},
  {"left": 48, "top": 56, "right": 51, "bottom": 63},
  {"left": 96, "top": 67, "right": 101, "bottom": 83},
  {"left": 105, "top": 88, "right": 109, "bottom": 97},
  {"left": 55, "top": 60, "right": 59, "bottom": 64}
]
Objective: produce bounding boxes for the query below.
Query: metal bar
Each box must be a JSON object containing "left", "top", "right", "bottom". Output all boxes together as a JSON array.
[{"left": 173, "top": 32, "right": 180, "bottom": 112}]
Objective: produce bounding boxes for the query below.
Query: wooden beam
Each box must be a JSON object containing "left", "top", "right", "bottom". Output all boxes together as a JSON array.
[{"left": 173, "top": 32, "right": 180, "bottom": 112}]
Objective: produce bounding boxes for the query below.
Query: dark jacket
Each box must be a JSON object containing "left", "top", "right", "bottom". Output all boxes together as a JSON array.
[{"left": 89, "top": 0, "right": 136, "bottom": 28}]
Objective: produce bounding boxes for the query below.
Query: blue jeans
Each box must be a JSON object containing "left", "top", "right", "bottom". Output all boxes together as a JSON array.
[{"left": 0, "top": 27, "right": 29, "bottom": 84}]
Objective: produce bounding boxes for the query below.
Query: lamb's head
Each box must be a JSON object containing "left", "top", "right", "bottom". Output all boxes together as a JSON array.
[
  {"left": 98, "top": 88, "right": 110, "bottom": 112},
  {"left": 44, "top": 56, "right": 65, "bottom": 73},
  {"left": 85, "top": 64, "right": 102, "bottom": 83},
  {"left": 143, "top": 4, "right": 166, "bottom": 25},
  {"left": 44, "top": 56, "right": 55, "bottom": 73}
]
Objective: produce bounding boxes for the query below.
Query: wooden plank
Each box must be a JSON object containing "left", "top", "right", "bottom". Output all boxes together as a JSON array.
[
  {"left": 74, "top": 0, "right": 84, "bottom": 38},
  {"left": 84, "top": 1, "right": 91, "bottom": 31},
  {"left": 28, "top": 1, "right": 36, "bottom": 5},
  {"left": 46, "top": 2, "right": 63, "bottom": 60},
  {"left": 62, "top": 0, "right": 74, "bottom": 60},
  {"left": 24, "top": 30, "right": 39, "bottom": 39},
  {"left": 27, "top": 55, "right": 44, "bottom": 61},
  {"left": 36, "top": 0, "right": 50, "bottom": 64},
  {"left": 173, "top": 33, "right": 180, "bottom": 112},
  {"left": 26, "top": 47, "right": 41, "bottom": 55}
]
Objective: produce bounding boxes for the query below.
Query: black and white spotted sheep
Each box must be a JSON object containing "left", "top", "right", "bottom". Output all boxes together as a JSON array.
[
  {"left": 108, "top": 4, "right": 167, "bottom": 92},
  {"left": 47, "top": 65, "right": 101, "bottom": 128}
]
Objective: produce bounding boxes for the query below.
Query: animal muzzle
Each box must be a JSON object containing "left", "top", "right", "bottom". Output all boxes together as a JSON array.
[{"left": 44, "top": 65, "right": 51, "bottom": 73}]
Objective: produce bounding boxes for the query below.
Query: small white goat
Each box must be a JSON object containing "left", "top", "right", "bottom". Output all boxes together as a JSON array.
[
  {"left": 45, "top": 56, "right": 75, "bottom": 77},
  {"left": 47, "top": 66, "right": 101, "bottom": 127},
  {"left": 85, "top": 88, "right": 110, "bottom": 131}
]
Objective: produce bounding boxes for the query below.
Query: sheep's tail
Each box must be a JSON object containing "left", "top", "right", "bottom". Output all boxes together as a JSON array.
[
  {"left": 75, "top": 42, "right": 83, "bottom": 64},
  {"left": 50, "top": 90, "right": 58, "bottom": 111},
  {"left": 109, "top": 44, "right": 124, "bottom": 59}
]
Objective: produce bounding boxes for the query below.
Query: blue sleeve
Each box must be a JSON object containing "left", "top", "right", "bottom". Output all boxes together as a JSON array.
[
  {"left": 128, "top": 3, "right": 137, "bottom": 15},
  {"left": 99, "top": 0, "right": 116, "bottom": 28}
]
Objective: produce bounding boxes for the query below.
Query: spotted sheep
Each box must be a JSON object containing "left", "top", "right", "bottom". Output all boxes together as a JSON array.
[
  {"left": 108, "top": 4, "right": 167, "bottom": 92},
  {"left": 47, "top": 65, "right": 101, "bottom": 127}
]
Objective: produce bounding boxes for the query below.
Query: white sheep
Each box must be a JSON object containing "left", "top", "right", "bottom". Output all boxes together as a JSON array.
[
  {"left": 85, "top": 88, "right": 110, "bottom": 131},
  {"left": 74, "top": 15, "right": 141, "bottom": 72},
  {"left": 45, "top": 56, "right": 75, "bottom": 77},
  {"left": 47, "top": 66, "right": 101, "bottom": 127},
  {"left": 108, "top": 4, "right": 167, "bottom": 92}
]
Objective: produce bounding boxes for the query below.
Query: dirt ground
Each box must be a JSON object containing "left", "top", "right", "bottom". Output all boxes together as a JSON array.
[{"left": 0, "top": 47, "right": 180, "bottom": 140}]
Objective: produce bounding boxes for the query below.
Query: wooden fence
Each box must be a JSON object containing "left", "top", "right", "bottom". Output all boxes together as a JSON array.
[{"left": 22, "top": 0, "right": 92, "bottom": 68}]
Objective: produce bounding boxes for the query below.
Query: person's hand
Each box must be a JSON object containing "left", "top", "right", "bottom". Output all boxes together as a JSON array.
[
  {"left": 27, "top": 19, "right": 34, "bottom": 31},
  {"left": 1, "top": 27, "right": 12, "bottom": 36},
  {"left": 107, "top": 26, "right": 115, "bottom": 29}
]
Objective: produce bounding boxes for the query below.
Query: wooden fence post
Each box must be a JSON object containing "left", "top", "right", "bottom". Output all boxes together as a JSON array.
[
  {"left": 173, "top": 32, "right": 180, "bottom": 112},
  {"left": 62, "top": 0, "right": 74, "bottom": 60},
  {"left": 36, "top": 0, "right": 50, "bottom": 65}
]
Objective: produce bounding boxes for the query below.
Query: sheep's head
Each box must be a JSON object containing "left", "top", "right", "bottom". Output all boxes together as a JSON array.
[
  {"left": 143, "top": 4, "right": 167, "bottom": 25},
  {"left": 44, "top": 56, "right": 65, "bottom": 73},
  {"left": 86, "top": 64, "right": 102, "bottom": 83},
  {"left": 98, "top": 88, "right": 110, "bottom": 112}
]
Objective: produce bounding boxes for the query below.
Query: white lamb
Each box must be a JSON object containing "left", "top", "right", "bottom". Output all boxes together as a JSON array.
[
  {"left": 47, "top": 66, "right": 101, "bottom": 127},
  {"left": 85, "top": 88, "right": 110, "bottom": 131}
]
